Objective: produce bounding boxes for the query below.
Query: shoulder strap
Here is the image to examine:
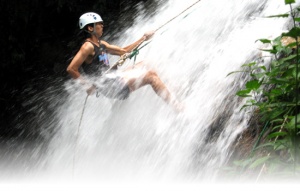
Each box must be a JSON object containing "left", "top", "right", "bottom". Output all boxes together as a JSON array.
[{"left": 84, "top": 40, "right": 99, "bottom": 47}]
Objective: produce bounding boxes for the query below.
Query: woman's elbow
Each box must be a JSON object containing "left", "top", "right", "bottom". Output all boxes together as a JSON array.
[
  {"left": 66, "top": 67, "right": 78, "bottom": 78},
  {"left": 66, "top": 66, "right": 73, "bottom": 74}
]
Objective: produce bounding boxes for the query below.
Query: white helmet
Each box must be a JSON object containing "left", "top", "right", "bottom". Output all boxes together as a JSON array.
[{"left": 79, "top": 12, "right": 103, "bottom": 29}]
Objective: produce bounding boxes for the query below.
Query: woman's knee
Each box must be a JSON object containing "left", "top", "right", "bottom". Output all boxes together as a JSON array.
[
  {"left": 144, "top": 70, "right": 162, "bottom": 87},
  {"left": 145, "top": 70, "right": 158, "bottom": 79}
]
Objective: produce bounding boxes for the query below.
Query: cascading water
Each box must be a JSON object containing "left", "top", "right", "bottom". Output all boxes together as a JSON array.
[{"left": 1, "top": 0, "right": 296, "bottom": 185}]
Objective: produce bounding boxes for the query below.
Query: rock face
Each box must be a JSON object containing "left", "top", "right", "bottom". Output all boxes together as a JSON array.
[{"left": 281, "top": 36, "right": 300, "bottom": 47}]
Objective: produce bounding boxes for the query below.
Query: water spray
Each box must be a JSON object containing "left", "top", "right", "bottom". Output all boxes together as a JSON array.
[{"left": 107, "top": 0, "right": 203, "bottom": 71}]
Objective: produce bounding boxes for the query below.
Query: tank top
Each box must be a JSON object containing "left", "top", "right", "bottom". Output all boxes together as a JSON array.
[{"left": 81, "top": 41, "right": 110, "bottom": 76}]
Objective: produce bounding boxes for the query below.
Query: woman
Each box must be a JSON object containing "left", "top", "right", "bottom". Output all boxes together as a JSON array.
[{"left": 67, "top": 12, "right": 180, "bottom": 109}]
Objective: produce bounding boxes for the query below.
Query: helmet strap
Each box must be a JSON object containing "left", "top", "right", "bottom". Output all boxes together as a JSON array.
[
  {"left": 91, "top": 23, "right": 101, "bottom": 40},
  {"left": 83, "top": 23, "right": 101, "bottom": 41}
]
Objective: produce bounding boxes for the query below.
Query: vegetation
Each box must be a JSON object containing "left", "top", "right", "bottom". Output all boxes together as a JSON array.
[{"left": 229, "top": 0, "right": 300, "bottom": 180}]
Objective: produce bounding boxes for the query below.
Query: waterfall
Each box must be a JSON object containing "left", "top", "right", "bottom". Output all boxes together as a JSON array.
[{"left": 1, "top": 0, "right": 295, "bottom": 186}]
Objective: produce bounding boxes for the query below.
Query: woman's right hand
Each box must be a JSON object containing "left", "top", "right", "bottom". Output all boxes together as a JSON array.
[{"left": 86, "top": 84, "right": 96, "bottom": 95}]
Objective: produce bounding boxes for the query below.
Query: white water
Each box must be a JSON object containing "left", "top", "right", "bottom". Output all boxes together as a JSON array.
[{"left": 9, "top": 0, "right": 296, "bottom": 185}]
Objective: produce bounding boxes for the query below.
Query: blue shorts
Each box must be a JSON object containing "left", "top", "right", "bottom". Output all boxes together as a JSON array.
[{"left": 95, "top": 75, "right": 130, "bottom": 100}]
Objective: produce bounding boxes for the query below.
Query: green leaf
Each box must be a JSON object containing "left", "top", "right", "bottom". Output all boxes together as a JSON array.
[
  {"left": 259, "top": 48, "right": 278, "bottom": 54},
  {"left": 295, "top": 18, "right": 300, "bottom": 22},
  {"left": 254, "top": 142, "right": 274, "bottom": 150},
  {"left": 252, "top": 72, "right": 265, "bottom": 79},
  {"left": 245, "top": 80, "right": 261, "bottom": 90},
  {"left": 285, "top": 0, "right": 295, "bottom": 4},
  {"left": 249, "top": 156, "right": 271, "bottom": 169},
  {"left": 279, "top": 54, "right": 297, "bottom": 62},
  {"left": 274, "top": 144, "right": 288, "bottom": 151},
  {"left": 275, "top": 139, "right": 291, "bottom": 149},
  {"left": 270, "top": 88, "right": 282, "bottom": 96},
  {"left": 272, "top": 124, "right": 284, "bottom": 131},
  {"left": 267, "top": 132, "right": 288, "bottom": 139},
  {"left": 268, "top": 109, "right": 287, "bottom": 120},
  {"left": 271, "top": 118, "right": 284, "bottom": 123},
  {"left": 256, "top": 39, "right": 271, "bottom": 44},
  {"left": 266, "top": 14, "right": 289, "bottom": 18},
  {"left": 287, "top": 114, "right": 300, "bottom": 128},
  {"left": 246, "top": 99, "right": 256, "bottom": 104},
  {"left": 241, "top": 62, "right": 256, "bottom": 67},
  {"left": 292, "top": 67, "right": 300, "bottom": 78},
  {"left": 260, "top": 66, "right": 267, "bottom": 71},
  {"left": 236, "top": 89, "right": 251, "bottom": 97},
  {"left": 226, "top": 70, "right": 245, "bottom": 77},
  {"left": 269, "top": 78, "right": 290, "bottom": 84},
  {"left": 282, "top": 27, "right": 300, "bottom": 39}
]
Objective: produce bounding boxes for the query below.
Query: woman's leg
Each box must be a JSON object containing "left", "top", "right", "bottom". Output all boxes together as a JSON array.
[
  {"left": 126, "top": 69, "right": 172, "bottom": 104},
  {"left": 121, "top": 62, "right": 183, "bottom": 111}
]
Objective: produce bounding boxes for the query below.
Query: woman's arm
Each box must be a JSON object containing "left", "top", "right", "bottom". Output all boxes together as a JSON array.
[
  {"left": 66, "top": 41, "right": 97, "bottom": 96},
  {"left": 67, "top": 42, "right": 94, "bottom": 79},
  {"left": 102, "top": 30, "right": 155, "bottom": 56}
]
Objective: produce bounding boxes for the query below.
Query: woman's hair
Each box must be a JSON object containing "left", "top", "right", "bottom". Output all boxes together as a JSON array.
[
  {"left": 83, "top": 23, "right": 94, "bottom": 38},
  {"left": 65, "top": 23, "right": 94, "bottom": 66},
  {"left": 84, "top": 23, "right": 94, "bottom": 32}
]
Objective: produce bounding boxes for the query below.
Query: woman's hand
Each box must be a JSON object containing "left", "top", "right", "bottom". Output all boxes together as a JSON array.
[
  {"left": 143, "top": 30, "right": 155, "bottom": 41},
  {"left": 86, "top": 84, "right": 96, "bottom": 95}
]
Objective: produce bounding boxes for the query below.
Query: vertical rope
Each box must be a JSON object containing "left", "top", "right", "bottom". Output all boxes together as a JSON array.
[{"left": 73, "top": 95, "right": 89, "bottom": 178}]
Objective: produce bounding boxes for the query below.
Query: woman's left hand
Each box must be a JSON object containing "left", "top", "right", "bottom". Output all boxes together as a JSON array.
[{"left": 143, "top": 30, "right": 155, "bottom": 41}]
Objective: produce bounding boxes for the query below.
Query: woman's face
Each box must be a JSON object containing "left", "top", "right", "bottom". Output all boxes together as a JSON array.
[{"left": 94, "top": 22, "right": 104, "bottom": 37}]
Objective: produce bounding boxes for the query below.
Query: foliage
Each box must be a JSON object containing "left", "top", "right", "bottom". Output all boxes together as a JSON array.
[{"left": 229, "top": 0, "right": 300, "bottom": 179}]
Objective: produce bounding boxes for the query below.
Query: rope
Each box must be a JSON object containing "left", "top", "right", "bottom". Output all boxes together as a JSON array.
[
  {"left": 104, "top": 38, "right": 147, "bottom": 73},
  {"left": 105, "top": 0, "right": 202, "bottom": 71},
  {"left": 155, "top": 0, "right": 202, "bottom": 32},
  {"left": 73, "top": 94, "right": 89, "bottom": 178},
  {"left": 129, "top": 41, "right": 152, "bottom": 65}
]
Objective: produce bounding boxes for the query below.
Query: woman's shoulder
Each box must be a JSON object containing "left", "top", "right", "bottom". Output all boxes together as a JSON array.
[{"left": 80, "top": 41, "right": 95, "bottom": 53}]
